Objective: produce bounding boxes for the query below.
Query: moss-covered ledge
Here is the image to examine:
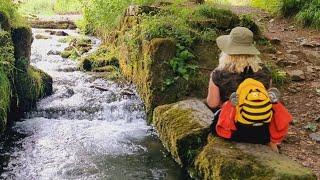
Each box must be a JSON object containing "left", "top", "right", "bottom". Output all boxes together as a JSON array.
[
  {"left": 152, "top": 99, "right": 214, "bottom": 166},
  {"left": 152, "top": 99, "right": 316, "bottom": 180}
]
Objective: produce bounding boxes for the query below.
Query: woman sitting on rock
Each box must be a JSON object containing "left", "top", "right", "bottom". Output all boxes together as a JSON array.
[{"left": 206, "top": 27, "right": 292, "bottom": 152}]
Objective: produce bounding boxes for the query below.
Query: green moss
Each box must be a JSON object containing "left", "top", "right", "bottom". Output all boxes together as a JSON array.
[
  {"left": 194, "top": 136, "right": 317, "bottom": 180},
  {"left": 153, "top": 99, "right": 213, "bottom": 166},
  {"left": 0, "top": 69, "right": 10, "bottom": 132},
  {"left": 79, "top": 46, "right": 119, "bottom": 71},
  {"left": 0, "top": 31, "right": 15, "bottom": 72},
  {"left": 11, "top": 58, "right": 53, "bottom": 115}
]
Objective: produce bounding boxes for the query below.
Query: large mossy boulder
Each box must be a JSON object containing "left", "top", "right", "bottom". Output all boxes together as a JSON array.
[
  {"left": 153, "top": 99, "right": 214, "bottom": 166},
  {"left": 153, "top": 99, "right": 316, "bottom": 180},
  {"left": 11, "top": 26, "right": 33, "bottom": 62}
]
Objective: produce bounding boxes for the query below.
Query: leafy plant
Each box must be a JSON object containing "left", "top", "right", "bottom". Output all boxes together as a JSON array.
[
  {"left": 170, "top": 44, "right": 198, "bottom": 81},
  {"left": 266, "top": 63, "right": 288, "bottom": 86},
  {"left": 304, "top": 122, "right": 318, "bottom": 132}
]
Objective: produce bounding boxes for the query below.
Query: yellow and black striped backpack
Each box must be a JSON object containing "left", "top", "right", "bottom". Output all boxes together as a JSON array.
[{"left": 235, "top": 78, "right": 273, "bottom": 126}]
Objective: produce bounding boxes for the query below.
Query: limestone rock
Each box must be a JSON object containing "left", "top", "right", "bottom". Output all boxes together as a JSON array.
[
  {"left": 195, "top": 136, "right": 316, "bottom": 180},
  {"left": 35, "top": 34, "right": 51, "bottom": 39},
  {"left": 153, "top": 99, "right": 213, "bottom": 166},
  {"left": 287, "top": 70, "right": 305, "bottom": 81},
  {"left": 30, "top": 20, "right": 77, "bottom": 29}
]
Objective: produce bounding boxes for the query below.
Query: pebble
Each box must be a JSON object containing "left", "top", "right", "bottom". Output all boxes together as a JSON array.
[
  {"left": 270, "top": 37, "right": 281, "bottom": 45},
  {"left": 309, "top": 132, "right": 320, "bottom": 142},
  {"left": 287, "top": 70, "right": 306, "bottom": 81},
  {"left": 307, "top": 66, "right": 315, "bottom": 73}
]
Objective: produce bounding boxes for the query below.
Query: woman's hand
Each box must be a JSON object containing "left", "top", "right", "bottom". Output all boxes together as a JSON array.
[{"left": 269, "top": 142, "right": 279, "bottom": 153}]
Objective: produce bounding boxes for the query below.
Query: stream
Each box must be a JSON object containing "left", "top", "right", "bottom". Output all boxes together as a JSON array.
[{"left": 0, "top": 29, "right": 187, "bottom": 179}]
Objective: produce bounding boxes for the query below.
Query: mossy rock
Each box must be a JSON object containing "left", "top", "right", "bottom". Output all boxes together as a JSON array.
[
  {"left": 10, "top": 61, "right": 53, "bottom": 119},
  {"left": 153, "top": 99, "right": 316, "bottom": 179},
  {"left": 152, "top": 99, "right": 214, "bottom": 166},
  {"left": 11, "top": 26, "right": 32, "bottom": 61},
  {"left": 0, "top": 11, "right": 11, "bottom": 31},
  {"left": 30, "top": 20, "right": 77, "bottom": 29},
  {"left": 61, "top": 50, "right": 72, "bottom": 58},
  {"left": 79, "top": 46, "right": 119, "bottom": 72},
  {"left": 194, "top": 136, "right": 317, "bottom": 180}
]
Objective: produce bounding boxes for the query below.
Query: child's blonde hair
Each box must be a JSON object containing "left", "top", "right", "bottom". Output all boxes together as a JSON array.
[{"left": 216, "top": 52, "right": 262, "bottom": 73}]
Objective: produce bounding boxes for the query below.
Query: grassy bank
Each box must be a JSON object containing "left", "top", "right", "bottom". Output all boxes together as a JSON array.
[
  {"left": 0, "top": 0, "right": 53, "bottom": 132},
  {"left": 209, "top": 0, "right": 320, "bottom": 29},
  {"left": 18, "top": 0, "right": 82, "bottom": 16}
]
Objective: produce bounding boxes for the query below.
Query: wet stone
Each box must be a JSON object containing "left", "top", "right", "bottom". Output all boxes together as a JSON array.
[
  {"left": 47, "top": 50, "right": 61, "bottom": 55},
  {"left": 35, "top": 34, "right": 51, "bottom": 39}
]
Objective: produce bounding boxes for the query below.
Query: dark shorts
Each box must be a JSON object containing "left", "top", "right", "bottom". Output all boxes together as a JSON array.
[{"left": 210, "top": 110, "right": 270, "bottom": 144}]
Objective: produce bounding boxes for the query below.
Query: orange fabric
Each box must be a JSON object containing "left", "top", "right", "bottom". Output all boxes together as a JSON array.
[
  {"left": 269, "top": 102, "right": 292, "bottom": 144},
  {"left": 216, "top": 101, "right": 237, "bottom": 139},
  {"left": 215, "top": 101, "right": 292, "bottom": 143}
]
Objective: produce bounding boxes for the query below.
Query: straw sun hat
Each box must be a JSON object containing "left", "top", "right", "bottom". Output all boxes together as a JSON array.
[{"left": 216, "top": 27, "right": 260, "bottom": 55}]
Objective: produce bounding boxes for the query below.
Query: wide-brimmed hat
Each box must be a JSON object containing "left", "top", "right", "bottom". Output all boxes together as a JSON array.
[{"left": 216, "top": 27, "right": 260, "bottom": 55}]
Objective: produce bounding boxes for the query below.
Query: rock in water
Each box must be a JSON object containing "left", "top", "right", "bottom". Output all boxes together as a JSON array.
[{"left": 153, "top": 99, "right": 317, "bottom": 179}]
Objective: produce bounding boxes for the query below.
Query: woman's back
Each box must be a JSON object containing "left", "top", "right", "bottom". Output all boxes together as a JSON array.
[{"left": 211, "top": 65, "right": 271, "bottom": 103}]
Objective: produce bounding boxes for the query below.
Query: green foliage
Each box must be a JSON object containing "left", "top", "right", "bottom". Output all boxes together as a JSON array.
[
  {"left": 266, "top": 63, "right": 288, "bottom": 86},
  {"left": 251, "top": 0, "right": 281, "bottom": 13},
  {"left": 0, "top": 68, "right": 10, "bottom": 131},
  {"left": 304, "top": 122, "right": 318, "bottom": 132},
  {"left": 0, "top": 31, "right": 15, "bottom": 72},
  {"left": 54, "top": 0, "right": 82, "bottom": 15},
  {"left": 79, "top": 0, "right": 156, "bottom": 35},
  {"left": 169, "top": 44, "right": 198, "bottom": 81},
  {"left": 19, "top": 0, "right": 82, "bottom": 16},
  {"left": 141, "top": 14, "right": 194, "bottom": 47},
  {"left": 296, "top": 0, "right": 320, "bottom": 29},
  {"left": 0, "top": 0, "right": 25, "bottom": 27},
  {"left": 280, "top": 0, "right": 310, "bottom": 17}
]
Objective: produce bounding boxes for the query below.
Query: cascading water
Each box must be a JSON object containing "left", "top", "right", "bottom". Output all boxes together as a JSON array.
[{"left": 0, "top": 29, "right": 188, "bottom": 179}]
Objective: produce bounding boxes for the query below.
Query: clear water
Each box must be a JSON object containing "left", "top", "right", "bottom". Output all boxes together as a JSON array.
[{"left": 0, "top": 29, "right": 188, "bottom": 180}]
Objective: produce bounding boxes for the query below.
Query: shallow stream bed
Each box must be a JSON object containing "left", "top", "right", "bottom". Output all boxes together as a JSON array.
[{"left": 0, "top": 29, "right": 187, "bottom": 180}]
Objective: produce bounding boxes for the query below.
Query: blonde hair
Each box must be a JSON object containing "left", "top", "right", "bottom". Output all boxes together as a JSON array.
[{"left": 216, "top": 52, "right": 262, "bottom": 73}]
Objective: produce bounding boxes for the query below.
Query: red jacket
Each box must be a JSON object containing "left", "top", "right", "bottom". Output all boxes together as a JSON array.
[{"left": 215, "top": 101, "right": 292, "bottom": 144}]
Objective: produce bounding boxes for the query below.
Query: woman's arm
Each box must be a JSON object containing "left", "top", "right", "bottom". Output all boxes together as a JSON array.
[{"left": 206, "top": 76, "right": 221, "bottom": 109}]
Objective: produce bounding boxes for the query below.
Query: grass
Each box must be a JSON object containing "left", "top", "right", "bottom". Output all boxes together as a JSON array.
[
  {"left": 296, "top": 0, "right": 320, "bottom": 29},
  {"left": 79, "top": 0, "right": 156, "bottom": 35},
  {"left": 0, "top": 0, "right": 26, "bottom": 27},
  {"left": 18, "top": 0, "right": 82, "bottom": 16}
]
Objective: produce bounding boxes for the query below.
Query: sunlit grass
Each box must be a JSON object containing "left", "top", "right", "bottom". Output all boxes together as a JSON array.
[{"left": 18, "top": 0, "right": 82, "bottom": 16}]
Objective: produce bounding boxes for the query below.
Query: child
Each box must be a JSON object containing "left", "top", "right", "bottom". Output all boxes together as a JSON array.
[{"left": 206, "top": 27, "right": 292, "bottom": 152}]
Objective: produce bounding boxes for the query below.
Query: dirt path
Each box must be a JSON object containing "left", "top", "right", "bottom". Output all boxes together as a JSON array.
[{"left": 227, "top": 5, "right": 320, "bottom": 178}]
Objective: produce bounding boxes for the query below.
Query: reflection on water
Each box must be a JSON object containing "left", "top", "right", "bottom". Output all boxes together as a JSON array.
[{"left": 0, "top": 29, "right": 188, "bottom": 179}]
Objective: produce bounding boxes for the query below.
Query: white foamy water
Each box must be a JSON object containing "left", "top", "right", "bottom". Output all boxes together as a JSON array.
[{"left": 0, "top": 29, "right": 186, "bottom": 180}]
